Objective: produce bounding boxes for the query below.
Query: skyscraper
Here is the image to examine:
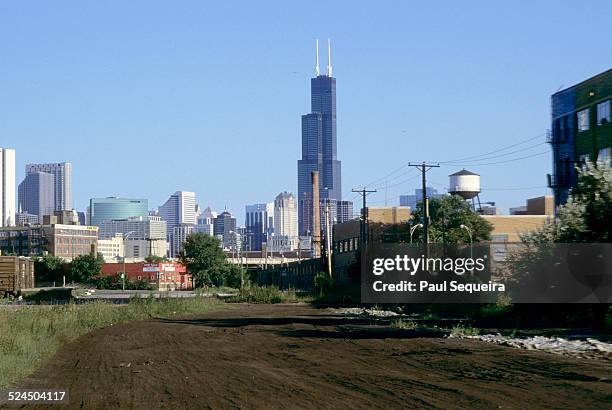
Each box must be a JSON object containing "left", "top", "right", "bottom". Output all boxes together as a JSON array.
[
  {"left": 274, "top": 192, "right": 298, "bottom": 239},
  {"left": 213, "top": 210, "right": 237, "bottom": 250},
  {"left": 0, "top": 148, "right": 16, "bottom": 227},
  {"left": 89, "top": 197, "right": 149, "bottom": 226},
  {"left": 158, "top": 191, "right": 197, "bottom": 231},
  {"left": 298, "top": 40, "right": 342, "bottom": 235},
  {"left": 245, "top": 203, "right": 272, "bottom": 251},
  {"left": 25, "top": 162, "right": 72, "bottom": 211},
  {"left": 18, "top": 172, "right": 55, "bottom": 221}
]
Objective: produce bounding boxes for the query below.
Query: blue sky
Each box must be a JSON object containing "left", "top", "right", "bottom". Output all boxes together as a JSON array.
[{"left": 2, "top": 1, "right": 611, "bottom": 223}]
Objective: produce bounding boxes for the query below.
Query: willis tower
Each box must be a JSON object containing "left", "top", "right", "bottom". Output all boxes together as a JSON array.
[{"left": 298, "top": 40, "right": 345, "bottom": 236}]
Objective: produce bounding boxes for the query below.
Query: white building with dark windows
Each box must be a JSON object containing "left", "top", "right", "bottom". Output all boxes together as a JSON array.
[
  {"left": 98, "top": 234, "right": 125, "bottom": 262},
  {"left": 0, "top": 148, "right": 16, "bottom": 227},
  {"left": 195, "top": 206, "right": 217, "bottom": 236},
  {"left": 272, "top": 192, "right": 298, "bottom": 250},
  {"left": 159, "top": 191, "right": 197, "bottom": 231}
]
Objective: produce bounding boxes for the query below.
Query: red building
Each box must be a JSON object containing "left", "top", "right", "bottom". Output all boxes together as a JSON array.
[{"left": 101, "top": 262, "right": 193, "bottom": 290}]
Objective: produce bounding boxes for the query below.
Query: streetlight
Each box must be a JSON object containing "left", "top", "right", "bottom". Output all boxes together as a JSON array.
[
  {"left": 229, "top": 230, "right": 243, "bottom": 291},
  {"left": 122, "top": 231, "right": 136, "bottom": 292},
  {"left": 460, "top": 224, "right": 473, "bottom": 273},
  {"left": 410, "top": 223, "right": 423, "bottom": 244}
]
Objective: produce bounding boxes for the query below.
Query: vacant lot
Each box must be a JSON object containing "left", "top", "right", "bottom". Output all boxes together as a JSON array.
[{"left": 18, "top": 304, "right": 612, "bottom": 409}]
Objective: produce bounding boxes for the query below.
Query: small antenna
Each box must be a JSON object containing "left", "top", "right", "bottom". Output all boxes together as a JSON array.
[
  {"left": 327, "top": 38, "right": 333, "bottom": 77},
  {"left": 315, "top": 39, "right": 320, "bottom": 76}
]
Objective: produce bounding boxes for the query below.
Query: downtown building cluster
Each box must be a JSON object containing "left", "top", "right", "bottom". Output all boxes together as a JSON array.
[
  {"left": 3, "top": 51, "right": 608, "bottom": 265},
  {"left": 0, "top": 42, "right": 354, "bottom": 262}
]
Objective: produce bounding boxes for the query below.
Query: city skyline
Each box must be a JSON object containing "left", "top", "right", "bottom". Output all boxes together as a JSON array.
[{"left": 3, "top": 2, "right": 612, "bottom": 220}]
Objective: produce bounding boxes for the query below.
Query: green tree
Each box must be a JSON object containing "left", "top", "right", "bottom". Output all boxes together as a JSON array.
[
  {"left": 410, "top": 195, "right": 493, "bottom": 244},
  {"left": 144, "top": 255, "right": 168, "bottom": 263},
  {"left": 521, "top": 162, "right": 611, "bottom": 244},
  {"left": 32, "top": 255, "right": 66, "bottom": 283},
  {"left": 179, "top": 233, "right": 228, "bottom": 287},
  {"left": 222, "top": 264, "right": 243, "bottom": 289},
  {"left": 503, "top": 163, "right": 611, "bottom": 327},
  {"left": 69, "top": 253, "right": 105, "bottom": 283}
]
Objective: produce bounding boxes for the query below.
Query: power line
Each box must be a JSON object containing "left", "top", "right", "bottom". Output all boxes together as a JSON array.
[
  {"left": 362, "top": 163, "right": 409, "bottom": 187},
  {"left": 440, "top": 141, "right": 546, "bottom": 164},
  {"left": 439, "top": 133, "right": 545, "bottom": 164},
  {"left": 352, "top": 187, "right": 377, "bottom": 246},
  {"left": 440, "top": 150, "right": 549, "bottom": 167},
  {"left": 370, "top": 170, "right": 420, "bottom": 190}
]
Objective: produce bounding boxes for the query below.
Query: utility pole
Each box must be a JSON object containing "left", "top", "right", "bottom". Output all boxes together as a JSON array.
[
  {"left": 352, "top": 187, "right": 377, "bottom": 248},
  {"left": 408, "top": 162, "right": 440, "bottom": 256}
]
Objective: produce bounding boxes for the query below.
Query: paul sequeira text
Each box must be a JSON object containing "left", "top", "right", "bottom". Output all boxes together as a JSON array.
[{"left": 372, "top": 279, "right": 505, "bottom": 293}]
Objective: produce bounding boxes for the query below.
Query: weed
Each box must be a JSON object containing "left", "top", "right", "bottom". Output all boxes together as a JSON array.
[
  {"left": 450, "top": 324, "right": 479, "bottom": 337},
  {"left": 390, "top": 318, "right": 418, "bottom": 330}
]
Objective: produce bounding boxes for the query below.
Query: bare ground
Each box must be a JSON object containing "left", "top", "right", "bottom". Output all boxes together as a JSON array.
[{"left": 14, "top": 303, "right": 612, "bottom": 409}]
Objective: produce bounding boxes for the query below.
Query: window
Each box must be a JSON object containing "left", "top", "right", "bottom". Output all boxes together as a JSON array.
[
  {"left": 597, "top": 100, "right": 611, "bottom": 125},
  {"left": 598, "top": 147, "right": 612, "bottom": 166},
  {"left": 577, "top": 109, "right": 590, "bottom": 131}
]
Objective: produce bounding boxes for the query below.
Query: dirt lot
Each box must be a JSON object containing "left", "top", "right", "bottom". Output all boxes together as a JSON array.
[{"left": 16, "top": 303, "right": 612, "bottom": 409}]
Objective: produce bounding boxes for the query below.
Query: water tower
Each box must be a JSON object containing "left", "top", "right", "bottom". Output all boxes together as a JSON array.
[{"left": 449, "top": 169, "right": 482, "bottom": 210}]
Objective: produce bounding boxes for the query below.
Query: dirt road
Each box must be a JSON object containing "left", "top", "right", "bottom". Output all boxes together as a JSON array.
[{"left": 17, "top": 304, "right": 612, "bottom": 409}]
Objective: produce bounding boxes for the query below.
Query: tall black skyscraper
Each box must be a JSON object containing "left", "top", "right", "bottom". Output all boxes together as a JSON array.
[{"left": 298, "top": 40, "right": 342, "bottom": 236}]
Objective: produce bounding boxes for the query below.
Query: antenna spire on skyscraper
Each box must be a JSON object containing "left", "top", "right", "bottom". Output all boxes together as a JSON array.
[
  {"left": 315, "top": 39, "right": 320, "bottom": 76},
  {"left": 327, "top": 38, "right": 333, "bottom": 77}
]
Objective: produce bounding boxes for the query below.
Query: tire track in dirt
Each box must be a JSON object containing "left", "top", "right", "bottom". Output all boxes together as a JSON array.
[{"left": 15, "top": 304, "right": 612, "bottom": 409}]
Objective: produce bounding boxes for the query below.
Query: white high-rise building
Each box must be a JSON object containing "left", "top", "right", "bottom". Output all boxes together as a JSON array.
[
  {"left": 0, "top": 148, "right": 16, "bottom": 227},
  {"left": 25, "top": 162, "right": 72, "bottom": 211},
  {"left": 159, "top": 191, "right": 197, "bottom": 230},
  {"left": 273, "top": 192, "right": 298, "bottom": 250},
  {"left": 195, "top": 206, "right": 217, "bottom": 236}
]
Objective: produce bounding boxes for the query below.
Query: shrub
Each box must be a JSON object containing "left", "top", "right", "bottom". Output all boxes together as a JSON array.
[{"left": 314, "top": 272, "right": 334, "bottom": 296}]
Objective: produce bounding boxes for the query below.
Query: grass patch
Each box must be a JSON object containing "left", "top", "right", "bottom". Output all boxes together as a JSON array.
[
  {"left": 0, "top": 296, "right": 222, "bottom": 389},
  {"left": 390, "top": 318, "right": 418, "bottom": 330},
  {"left": 450, "top": 324, "right": 479, "bottom": 337},
  {"left": 226, "top": 285, "right": 309, "bottom": 304}
]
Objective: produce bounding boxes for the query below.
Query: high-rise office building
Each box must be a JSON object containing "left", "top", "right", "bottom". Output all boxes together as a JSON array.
[
  {"left": 195, "top": 206, "right": 217, "bottom": 236},
  {"left": 170, "top": 224, "right": 196, "bottom": 258},
  {"left": 98, "top": 215, "right": 167, "bottom": 240},
  {"left": 298, "top": 40, "right": 342, "bottom": 236},
  {"left": 159, "top": 191, "right": 197, "bottom": 231},
  {"left": 89, "top": 197, "right": 149, "bottom": 226},
  {"left": 336, "top": 200, "right": 354, "bottom": 224},
  {"left": 213, "top": 211, "right": 237, "bottom": 250},
  {"left": 0, "top": 148, "right": 16, "bottom": 227},
  {"left": 245, "top": 203, "right": 274, "bottom": 251},
  {"left": 25, "top": 162, "right": 72, "bottom": 211},
  {"left": 274, "top": 192, "right": 298, "bottom": 239},
  {"left": 18, "top": 172, "right": 55, "bottom": 221},
  {"left": 548, "top": 68, "right": 612, "bottom": 207}
]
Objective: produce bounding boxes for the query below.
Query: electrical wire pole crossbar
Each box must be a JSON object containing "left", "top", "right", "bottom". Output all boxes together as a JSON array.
[
  {"left": 408, "top": 162, "right": 440, "bottom": 259},
  {"left": 351, "top": 187, "right": 377, "bottom": 248}
]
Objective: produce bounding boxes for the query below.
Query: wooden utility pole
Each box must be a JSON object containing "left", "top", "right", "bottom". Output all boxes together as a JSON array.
[
  {"left": 352, "top": 187, "right": 377, "bottom": 248},
  {"left": 408, "top": 162, "right": 440, "bottom": 259}
]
